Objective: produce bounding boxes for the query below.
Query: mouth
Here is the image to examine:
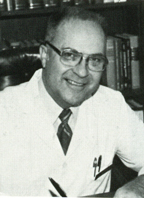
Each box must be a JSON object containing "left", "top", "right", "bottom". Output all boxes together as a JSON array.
[{"left": 66, "top": 79, "right": 86, "bottom": 87}]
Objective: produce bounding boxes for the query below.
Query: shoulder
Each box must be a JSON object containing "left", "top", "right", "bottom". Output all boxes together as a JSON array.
[
  {"left": 81, "top": 85, "right": 130, "bottom": 121},
  {"left": 90, "top": 85, "right": 125, "bottom": 106},
  {"left": 0, "top": 69, "right": 42, "bottom": 116},
  {"left": 0, "top": 69, "right": 42, "bottom": 107},
  {"left": 0, "top": 83, "right": 30, "bottom": 127},
  {"left": 0, "top": 82, "right": 28, "bottom": 106}
]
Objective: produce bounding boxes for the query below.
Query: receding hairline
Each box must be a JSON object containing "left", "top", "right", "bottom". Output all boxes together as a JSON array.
[
  {"left": 57, "top": 19, "right": 104, "bottom": 39},
  {"left": 45, "top": 7, "right": 107, "bottom": 42}
]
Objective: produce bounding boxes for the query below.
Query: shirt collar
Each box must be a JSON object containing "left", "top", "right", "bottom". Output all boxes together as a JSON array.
[{"left": 38, "top": 76, "right": 79, "bottom": 125}]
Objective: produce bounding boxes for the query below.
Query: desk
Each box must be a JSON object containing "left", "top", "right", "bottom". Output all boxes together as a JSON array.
[{"left": 85, "top": 192, "right": 115, "bottom": 197}]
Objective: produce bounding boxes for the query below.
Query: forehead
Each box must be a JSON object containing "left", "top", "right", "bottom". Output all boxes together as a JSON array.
[{"left": 54, "top": 19, "right": 105, "bottom": 54}]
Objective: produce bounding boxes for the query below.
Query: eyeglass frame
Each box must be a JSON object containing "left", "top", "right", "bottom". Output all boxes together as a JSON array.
[{"left": 42, "top": 40, "right": 108, "bottom": 72}]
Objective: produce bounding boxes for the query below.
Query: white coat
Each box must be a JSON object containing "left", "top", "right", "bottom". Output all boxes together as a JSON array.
[{"left": 0, "top": 69, "right": 144, "bottom": 196}]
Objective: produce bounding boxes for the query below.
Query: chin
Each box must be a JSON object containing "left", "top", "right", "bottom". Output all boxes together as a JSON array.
[
  {"left": 61, "top": 99, "right": 82, "bottom": 108},
  {"left": 66, "top": 96, "right": 90, "bottom": 108},
  {"left": 61, "top": 90, "right": 96, "bottom": 108},
  {"left": 70, "top": 102, "right": 83, "bottom": 107}
]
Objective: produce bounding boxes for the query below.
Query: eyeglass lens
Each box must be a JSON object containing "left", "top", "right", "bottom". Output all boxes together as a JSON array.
[{"left": 60, "top": 49, "right": 106, "bottom": 71}]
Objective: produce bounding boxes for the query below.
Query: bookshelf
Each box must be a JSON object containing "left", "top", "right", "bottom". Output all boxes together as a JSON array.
[{"left": 0, "top": 0, "right": 144, "bottom": 109}]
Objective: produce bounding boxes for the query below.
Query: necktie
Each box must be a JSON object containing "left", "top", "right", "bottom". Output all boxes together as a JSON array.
[{"left": 57, "top": 109, "right": 73, "bottom": 155}]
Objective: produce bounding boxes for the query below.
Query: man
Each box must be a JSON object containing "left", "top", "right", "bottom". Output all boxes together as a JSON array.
[{"left": 0, "top": 7, "right": 144, "bottom": 197}]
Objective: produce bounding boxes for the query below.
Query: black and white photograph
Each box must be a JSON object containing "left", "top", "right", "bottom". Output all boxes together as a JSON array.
[{"left": 0, "top": 0, "right": 144, "bottom": 197}]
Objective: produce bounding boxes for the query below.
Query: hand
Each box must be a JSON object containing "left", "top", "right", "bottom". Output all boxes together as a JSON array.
[{"left": 114, "top": 175, "right": 144, "bottom": 198}]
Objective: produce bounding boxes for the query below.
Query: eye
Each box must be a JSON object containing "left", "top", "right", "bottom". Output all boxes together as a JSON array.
[
  {"left": 62, "top": 51, "right": 75, "bottom": 60},
  {"left": 62, "top": 50, "right": 80, "bottom": 61},
  {"left": 89, "top": 57, "right": 103, "bottom": 66}
]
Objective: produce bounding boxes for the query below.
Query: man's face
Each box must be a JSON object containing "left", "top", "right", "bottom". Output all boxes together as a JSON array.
[{"left": 41, "top": 20, "right": 106, "bottom": 109}]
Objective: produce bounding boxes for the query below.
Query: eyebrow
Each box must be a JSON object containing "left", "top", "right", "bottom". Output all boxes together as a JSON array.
[{"left": 61, "top": 47, "right": 106, "bottom": 57}]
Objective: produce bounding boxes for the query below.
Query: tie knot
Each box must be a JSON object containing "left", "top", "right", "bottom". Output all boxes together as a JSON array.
[{"left": 59, "top": 109, "right": 72, "bottom": 123}]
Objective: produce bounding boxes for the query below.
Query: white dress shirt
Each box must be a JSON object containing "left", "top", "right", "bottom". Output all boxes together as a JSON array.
[
  {"left": 38, "top": 77, "right": 79, "bottom": 135},
  {"left": 0, "top": 69, "right": 144, "bottom": 196}
]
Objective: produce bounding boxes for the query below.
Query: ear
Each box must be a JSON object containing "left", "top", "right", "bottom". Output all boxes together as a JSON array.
[{"left": 39, "top": 45, "right": 49, "bottom": 68}]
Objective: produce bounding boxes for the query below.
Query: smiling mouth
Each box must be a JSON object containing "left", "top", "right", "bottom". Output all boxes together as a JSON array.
[{"left": 66, "top": 79, "right": 86, "bottom": 87}]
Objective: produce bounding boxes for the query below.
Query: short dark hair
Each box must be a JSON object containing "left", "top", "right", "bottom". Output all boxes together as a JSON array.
[{"left": 45, "top": 6, "right": 107, "bottom": 42}]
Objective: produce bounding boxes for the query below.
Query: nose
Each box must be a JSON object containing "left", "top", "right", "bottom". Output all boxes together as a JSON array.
[{"left": 72, "top": 57, "right": 89, "bottom": 78}]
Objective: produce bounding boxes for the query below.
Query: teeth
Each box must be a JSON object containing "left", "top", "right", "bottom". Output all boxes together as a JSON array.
[{"left": 67, "top": 79, "right": 84, "bottom": 86}]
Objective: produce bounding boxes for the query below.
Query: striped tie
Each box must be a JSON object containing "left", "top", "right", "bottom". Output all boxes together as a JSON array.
[{"left": 57, "top": 109, "right": 73, "bottom": 155}]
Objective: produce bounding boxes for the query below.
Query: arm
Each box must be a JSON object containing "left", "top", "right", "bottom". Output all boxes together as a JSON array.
[
  {"left": 114, "top": 174, "right": 144, "bottom": 198},
  {"left": 113, "top": 94, "right": 144, "bottom": 197}
]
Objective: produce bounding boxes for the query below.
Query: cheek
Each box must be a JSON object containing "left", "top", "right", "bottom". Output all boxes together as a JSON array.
[
  {"left": 45, "top": 58, "right": 60, "bottom": 79},
  {"left": 48, "top": 54, "right": 67, "bottom": 75},
  {"left": 44, "top": 59, "right": 67, "bottom": 92},
  {"left": 87, "top": 73, "right": 102, "bottom": 95},
  {"left": 90, "top": 72, "right": 103, "bottom": 87}
]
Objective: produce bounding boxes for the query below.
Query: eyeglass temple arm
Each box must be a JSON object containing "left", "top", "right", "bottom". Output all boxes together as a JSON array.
[{"left": 42, "top": 40, "right": 61, "bottom": 56}]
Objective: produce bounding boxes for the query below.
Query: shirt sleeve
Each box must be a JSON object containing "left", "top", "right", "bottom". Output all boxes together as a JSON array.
[{"left": 116, "top": 94, "right": 144, "bottom": 174}]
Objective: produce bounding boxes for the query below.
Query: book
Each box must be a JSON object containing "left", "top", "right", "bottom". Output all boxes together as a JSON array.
[
  {"left": 113, "top": 37, "right": 122, "bottom": 91},
  {"left": 14, "top": 0, "right": 27, "bottom": 10},
  {"left": 122, "top": 33, "right": 140, "bottom": 90},
  {"left": 117, "top": 38, "right": 125, "bottom": 91},
  {"left": 6, "top": 0, "right": 14, "bottom": 11},
  {"left": 104, "top": 0, "right": 114, "bottom": 3},
  {"left": 28, "top": 0, "right": 43, "bottom": 9},
  {"left": 106, "top": 36, "right": 117, "bottom": 90},
  {"left": 114, "top": 0, "right": 127, "bottom": 2},
  {"left": 43, "top": 0, "right": 58, "bottom": 7},
  {"left": 0, "top": 0, "right": 6, "bottom": 11},
  {"left": 115, "top": 34, "right": 131, "bottom": 89}
]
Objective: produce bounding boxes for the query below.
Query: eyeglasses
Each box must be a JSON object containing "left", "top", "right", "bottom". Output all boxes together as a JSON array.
[{"left": 44, "top": 40, "right": 108, "bottom": 72}]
